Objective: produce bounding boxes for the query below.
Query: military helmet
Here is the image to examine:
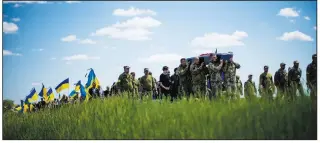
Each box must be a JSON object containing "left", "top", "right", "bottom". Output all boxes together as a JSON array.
[{"left": 280, "top": 63, "right": 286, "bottom": 66}]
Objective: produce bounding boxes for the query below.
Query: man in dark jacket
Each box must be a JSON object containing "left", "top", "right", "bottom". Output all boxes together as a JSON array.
[
  {"left": 171, "top": 68, "right": 180, "bottom": 101},
  {"left": 89, "top": 82, "right": 100, "bottom": 99}
]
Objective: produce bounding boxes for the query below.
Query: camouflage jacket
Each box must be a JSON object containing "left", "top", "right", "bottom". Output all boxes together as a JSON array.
[
  {"left": 118, "top": 72, "right": 133, "bottom": 91},
  {"left": 259, "top": 72, "right": 274, "bottom": 90},
  {"left": 306, "top": 62, "right": 317, "bottom": 86},
  {"left": 274, "top": 68, "right": 288, "bottom": 87},
  {"left": 190, "top": 63, "right": 206, "bottom": 85},
  {"left": 244, "top": 80, "right": 257, "bottom": 95},
  {"left": 207, "top": 61, "right": 223, "bottom": 82},
  {"left": 288, "top": 67, "right": 302, "bottom": 84},
  {"left": 132, "top": 79, "right": 140, "bottom": 93},
  {"left": 139, "top": 75, "right": 155, "bottom": 91},
  {"left": 222, "top": 62, "right": 240, "bottom": 82},
  {"left": 236, "top": 79, "right": 243, "bottom": 95},
  {"left": 177, "top": 64, "right": 191, "bottom": 84}
]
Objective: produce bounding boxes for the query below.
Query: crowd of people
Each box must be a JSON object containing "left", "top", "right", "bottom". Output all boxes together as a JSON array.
[{"left": 14, "top": 53, "right": 317, "bottom": 113}]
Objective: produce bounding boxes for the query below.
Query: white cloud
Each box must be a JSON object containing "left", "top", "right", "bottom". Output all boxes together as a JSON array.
[
  {"left": 31, "top": 82, "right": 41, "bottom": 86},
  {"left": 3, "top": 50, "right": 22, "bottom": 56},
  {"left": 13, "top": 4, "right": 22, "bottom": 8},
  {"left": 3, "top": 22, "right": 18, "bottom": 34},
  {"left": 278, "top": 8, "right": 299, "bottom": 17},
  {"left": 277, "top": 31, "right": 313, "bottom": 42},
  {"left": 190, "top": 31, "right": 248, "bottom": 49},
  {"left": 12, "top": 18, "right": 21, "bottom": 22},
  {"left": 314, "top": 26, "right": 317, "bottom": 30},
  {"left": 79, "top": 39, "right": 97, "bottom": 44},
  {"left": 304, "top": 16, "right": 310, "bottom": 20},
  {"left": 113, "top": 7, "right": 156, "bottom": 17},
  {"left": 138, "top": 53, "right": 182, "bottom": 64},
  {"left": 61, "top": 35, "right": 77, "bottom": 42},
  {"left": 63, "top": 54, "right": 100, "bottom": 61},
  {"left": 65, "top": 1, "right": 81, "bottom": 4},
  {"left": 32, "top": 49, "right": 44, "bottom": 52},
  {"left": 92, "top": 17, "right": 161, "bottom": 41}
]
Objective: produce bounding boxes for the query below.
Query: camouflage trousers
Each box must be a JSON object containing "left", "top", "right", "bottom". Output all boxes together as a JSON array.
[
  {"left": 140, "top": 89, "right": 153, "bottom": 100},
  {"left": 225, "top": 81, "right": 237, "bottom": 100},
  {"left": 181, "top": 81, "right": 193, "bottom": 98},
  {"left": 209, "top": 81, "right": 222, "bottom": 100},
  {"left": 288, "top": 82, "right": 304, "bottom": 99},
  {"left": 260, "top": 87, "right": 274, "bottom": 101},
  {"left": 244, "top": 91, "right": 256, "bottom": 101},
  {"left": 276, "top": 85, "right": 288, "bottom": 99},
  {"left": 192, "top": 82, "right": 206, "bottom": 98}
]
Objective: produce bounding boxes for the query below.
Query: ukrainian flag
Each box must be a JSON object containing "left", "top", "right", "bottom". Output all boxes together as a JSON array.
[
  {"left": 85, "top": 68, "right": 100, "bottom": 89},
  {"left": 14, "top": 105, "right": 22, "bottom": 112},
  {"left": 47, "top": 88, "right": 55, "bottom": 101},
  {"left": 76, "top": 80, "right": 89, "bottom": 101},
  {"left": 55, "top": 78, "right": 69, "bottom": 93},
  {"left": 39, "top": 84, "right": 49, "bottom": 101},
  {"left": 75, "top": 80, "right": 81, "bottom": 92},
  {"left": 25, "top": 88, "right": 38, "bottom": 104},
  {"left": 69, "top": 90, "right": 77, "bottom": 98}
]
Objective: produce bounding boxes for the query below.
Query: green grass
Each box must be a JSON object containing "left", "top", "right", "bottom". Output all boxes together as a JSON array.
[{"left": 3, "top": 94, "right": 317, "bottom": 140}]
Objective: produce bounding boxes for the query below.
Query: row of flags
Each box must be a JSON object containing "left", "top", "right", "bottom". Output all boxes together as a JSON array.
[{"left": 15, "top": 68, "right": 100, "bottom": 113}]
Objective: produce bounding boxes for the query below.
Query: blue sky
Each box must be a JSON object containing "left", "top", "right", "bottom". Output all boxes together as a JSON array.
[{"left": 3, "top": 1, "right": 317, "bottom": 104}]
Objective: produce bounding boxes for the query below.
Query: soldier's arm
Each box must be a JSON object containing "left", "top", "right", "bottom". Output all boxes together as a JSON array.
[
  {"left": 208, "top": 62, "right": 223, "bottom": 72},
  {"left": 244, "top": 82, "right": 248, "bottom": 94},
  {"left": 234, "top": 62, "right": 241, "bottom": 69},
  {"left": 259, "top": 74, "right": 263, "bottom": 87},
  {"left": 191, "top": 64, "right": 201, "bottom": 74},
  {"left": 274, "top": 71, "right": 279, "bottom": 86},
  {"left": 306, "top": 65, "right": 311, "bottom": 86}
]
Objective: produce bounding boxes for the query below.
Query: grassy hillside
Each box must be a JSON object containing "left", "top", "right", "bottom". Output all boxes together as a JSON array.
[{"left": 3, "top": 94, "right": 317, "bottom": 140}]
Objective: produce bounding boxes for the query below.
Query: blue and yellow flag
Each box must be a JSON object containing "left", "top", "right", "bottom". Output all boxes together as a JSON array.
[
  {"left": 85, "top": 68, "right": 100, "bottom": 89},
  {"left": 55, "top": 78, "right": 69, "bottom": 93},
  {"left": 39, "top": 84, "right": 49, "bottom": 101},
  {"left": 76, "top": 80, "right": 89, "bottom": 101},
  {"left": 14, "top": 105, "right": 22, "bottom": 112},
  {"left": 69, "top": 90, "right": 77, "bottom": 98},
  {"left": 47, "top": 88, "right": 55, "bottom": 101},
  {"left": 25, "top": 88, "right": 38, "bottom": 104},
  {"left": 75, "top": 80, "right": 81, "bottom": 92}
]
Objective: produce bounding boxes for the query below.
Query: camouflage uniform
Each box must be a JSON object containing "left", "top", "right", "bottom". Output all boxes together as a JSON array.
[
  {"left": 235, "top": 75, "right": 243, "bottom": 99},
  {"left": 259, "top": 69, "right": 275, "bottom": 101},
  {"left": 244, "top": 77, "right": 257, "bottom": 100},
  {"left": 288, "top": 61, "right": 304, "bottom": 98},
  {"left": 190, "top": 62, "right": 206, "bottom": 96},
  {"left": 132, "top": 79, "right": 140, "bottom": 96},
  {"left": 139, "top": 74, "right": 156, "bottom": 97},
  {"left": 177, "top": 64, "right": 193, "bottom": 98},
  {"left": 274, "top": 63, "right": 288, "bottom": 98},
  {"left": 222, "top": 61, "right": 241, "bottom": 99},
  {"left": 306, "top": 54, "right": 317, "bottom": 111},
  {"left": 118, "top": 72, "right": 134, "bottom": 93},
  {"left": 207, "top": 61, "right": 223, "bottom": 100}
]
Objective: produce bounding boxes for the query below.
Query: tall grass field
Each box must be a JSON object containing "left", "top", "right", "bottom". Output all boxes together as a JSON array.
[{"left": 3, "top": 94, "right": 317, "bottom": 140}]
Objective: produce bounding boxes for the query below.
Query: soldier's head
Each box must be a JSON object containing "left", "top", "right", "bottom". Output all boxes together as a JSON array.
[
  {"left": 144, "top": 68, "right": 149, "bottom": 75},
  {"left": 124, "top": 66, "right": 130, "bottom": 73},
  {"left": 174, "top": 68, "right": 178, "bottom": 75},
  {"left": 248, "top": 74, "right": 253, "bottom": 81},
  {"left": 130, "top": 72, "right": 136, "bottom": 79},
  {"left": 293, "top": 61, "right": 299, "bottom": 68},
  {"left": 92, "top": 82, "right": 96, "bottom": 88},
  {"left": 163, "top": 66, "right": 169, "bottom": 74},
  {"left": 264, "top": 66, "right": 269, "bottom": 73},
  {"left": 194, "top": 57, "right": 200, "bottom": 64},
  {"left": 280, "top": 63, "right": 286, "bottom": 70},
  {"left": 229, "top": 55, "right": 233, "bottom": 62},
  {"left": 212, "top": 54, "right": 217, "bottom": 62},
  {"left": 312, "top": 54, "right": 317, "bottom": 63},
  {"left": 180, "top": 58, "right": 186, "bottom": 66}
]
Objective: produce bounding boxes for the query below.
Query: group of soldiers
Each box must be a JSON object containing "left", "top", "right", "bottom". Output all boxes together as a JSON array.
[{"left": 112, "top": 53, "right": 317, "bottom": 102}]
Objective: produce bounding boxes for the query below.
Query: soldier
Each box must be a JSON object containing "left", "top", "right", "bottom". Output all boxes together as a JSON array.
[
  {"left": 177, "top": 58, "right": 193, "bottom": 99},
  {"left": 244, "top": 74, "right": 257, "bottom": 100},
  {"left": 222, "top": 56, "right": 241, "bottom": 100},
  {"left": 171, "top": 68, "right": 180, "bottom": 100},
  {"left": 139, "top": 68, "right": 157, "bottom": 100},
  {"left": 274, "top": 63, "right": 288, "bottom": 99},
  {"left": 149, "top": 72, "right": 158, "bottom": 99},
  {"left": 131, "top": 72, "right": 140, "bottom": 97},
  {"left": 288, "top": 61, "right": 304, "bottom": 98},
  {"left": 190, "top": 57, "right": 206, "bottom": 98},
  {"left": 235, "top": 75, "right": 243, "bottom": 99},
  {"left": 117, "top": 66, "right": 134, "bottom": 94},
  {"left": 306, "top": 54, "right": 317, "bottom": 111},
  {"left": 259, "top": 66, "right": 275, "bottom": 101},
  {"left": 207, "top": 54, "right": 224, "bottom": 100}
]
